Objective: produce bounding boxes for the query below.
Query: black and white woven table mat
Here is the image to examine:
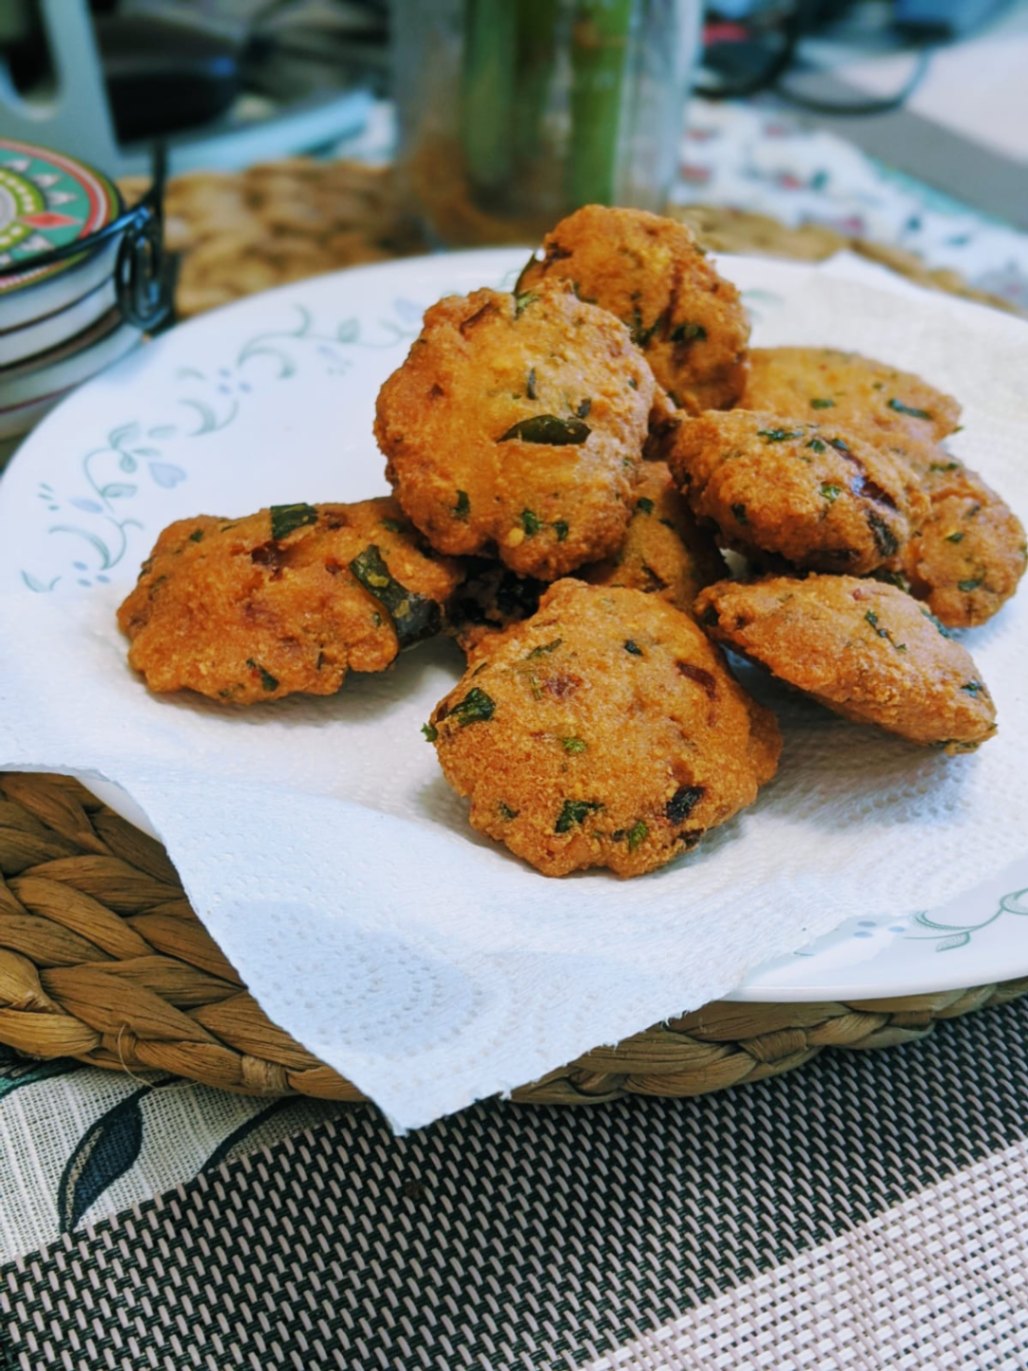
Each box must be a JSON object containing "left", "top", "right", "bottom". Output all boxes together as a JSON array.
[{"left": 4, "top": 996, "right": 1028, "bottom": 1371}]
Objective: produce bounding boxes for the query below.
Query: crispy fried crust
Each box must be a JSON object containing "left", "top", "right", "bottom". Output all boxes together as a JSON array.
[
  {"left": 451, "top": 465, "right": 726, "bottom": 658},
  {"left": 870, "top": 438, "right": 1027, "bottom": 628},
  {"left": 580, "top": 460, "right": 726, "bottom": 612},
  {"left": 731, "top": 348, "right": 1023, "bottom": 623},
  {"left": 374, "top": 282, "right": 655, "bottom": 580},
  {"left": 118, "top": 499, "right": 462, "bottom": 704},
  {"left": 430, "top": 580, "right": 781, "bottom": 877},
  {"left": 742, "top": 347, "right": 961, "bottom": 444},
  {"left": 516, "top": 205, "right": 750, "bottom": 414},
  {"left": 666, "top": 410, "right": 927, "bottom": 575},
  {"left": 694, "top": 575, "right": 997, "bottom": 752}
]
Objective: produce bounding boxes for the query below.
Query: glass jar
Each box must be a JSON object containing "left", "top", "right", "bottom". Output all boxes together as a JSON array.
[{"left": 391, "top": 0, "right": 702, "bottom": 247}]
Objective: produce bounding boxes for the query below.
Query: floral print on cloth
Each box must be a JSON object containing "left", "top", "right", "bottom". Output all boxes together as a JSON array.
[{"left": 675, "top": 98, "right": 1028, "bottom": 312}]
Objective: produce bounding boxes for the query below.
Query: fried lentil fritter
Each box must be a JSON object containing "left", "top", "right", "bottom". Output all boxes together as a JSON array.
[
  {"left": 666, "top": 410, "right": 926, "bottom": 575},
  {"left": 118, "top": 499, "right": 462, "bottom": 704},
  {"left": 375, "top": 282, "right": 655, "bottom": 580},
  {"left": 579, "top": 460, "right": 726, "bottom": 612},
  {"left": 738, "top": 350, "right": 1024, "bottom": 619},
  {"left": 429, "top": 580, "right": 781, "bottom": 877},
  {"left": 742, "top": 347, "right": 961, "bottom": 445},
  {"left": 872, "top": 438, "right": 1027, "bottom": 628},
  {"left": 695, "top": 575, "right": 997, "bottom": 753},
  {"left": 450, "top": 465, "right": 725, "bottom": 658},
  {"left": 516, "top": 205, "right": 750, "bottom": 414}
]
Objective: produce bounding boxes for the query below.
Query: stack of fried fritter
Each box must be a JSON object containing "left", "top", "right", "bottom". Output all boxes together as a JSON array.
[{"left": 118, "top": 206, "right": 1025, "bottom": 879}]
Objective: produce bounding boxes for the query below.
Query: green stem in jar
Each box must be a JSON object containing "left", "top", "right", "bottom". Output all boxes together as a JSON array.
[
  {"left": 569, "top": 0, "right": 634, "bottom": 207},
  {"left": 460, "top": 0, "right": 518, "bottom": 197},
  {"left": 513, "top": 0, "right": 561, "bottom": 165}
]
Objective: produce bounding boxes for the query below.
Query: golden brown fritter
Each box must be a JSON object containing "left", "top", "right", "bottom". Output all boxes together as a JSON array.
[
  {"left": 695, "top": 575, "right": 997, "bottom": 753},
  {"left": 118, "top": 498, "right": 462, "bottom": 704},
  {"left": 871, "top": 439, "right": 1027, "bottom": 628},
  {"left": 450, "top": 466, "right": 725, "bottom": 658},
  {"left": 742, "top": 347, "right": 961, "bottom": 445},
  {"left": 428, "top": 580, "right": 781, "bottom": 877},
  {"left": 374, "top": 282, "right": 655, "bottom": 580},
  {"left": 579, "top": 460, "right": 726, "bottom": 612},
  {"left": 666, "top": 410, "right": 927, "bottom": 575},
  {"left": 516, "top": 205, "right": 750, "bottom": 414}
]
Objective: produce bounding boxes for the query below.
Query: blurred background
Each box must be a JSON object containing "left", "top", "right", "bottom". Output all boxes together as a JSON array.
[{"left": 1, "top": 0, "right": 1025, "bottom": 225}]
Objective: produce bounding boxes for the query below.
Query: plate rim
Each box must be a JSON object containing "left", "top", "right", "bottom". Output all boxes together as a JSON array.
[{"left": 3, "top": 247, "right": 1026, "bottom": 1008}]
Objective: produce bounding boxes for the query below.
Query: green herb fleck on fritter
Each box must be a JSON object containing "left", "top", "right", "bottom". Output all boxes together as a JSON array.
[
  {"left": 553, "top": 520, "right": 569, "bottom": 542},
  {"left": 626, "top": 821, "right": 649, "bottom": 851},
  {"left": 453, "top": 490, "right": 470, "bottom": 521},
  {"left": 757, "top": 428, "right": 804, "bottom": 442},
  {"left": 562, "top": 737, "right": 587, "bottom": 754},
  {"left": 555, "top": 799, "right": 603, "bottom": 833},
  {"left": 864, "top": 609, "right": 906, "bottom": 651},
  {"left": 624, "top": 640, "right": 643, "bottom": 656},
  {"left": 348, "top": 544, "right": 441, "bottom": 648},
  {"left": 421, "top": 722, "right": 438, "bottom": 742},
  {"left": 526, "top": 638, "right": 562, "bottom": 659},
  {"left": 521, "top": 509, "right": 542, "bottom": 536},
  {"left": 270, "top": 503, "right": 318, "bottom": 541},
  {"left": 448, "top": 686, "right": 496, "bottom": 726},
  {"left": 188, "top": 528, "right": 205, "bottom": 543},
  {"left": 820, "top": 482, "right": 841, "bottom": 503},
  {"left": 245, "top": 659, "right": 279, "bottom": 692},
  {"left": 888, "top": 398, "right": 932, "bottom": 419},
  {"left": 810, "top": 398, "right": 835, "bottom": 410},
  {"left": 731, "top": 502, "right": 749, "bottom": 525},
  {"left": 635, "top": 496, "right": 655, "bottom": 515},
  {"left": 498, "top": 414, "right": 591, "bottom": 445}
]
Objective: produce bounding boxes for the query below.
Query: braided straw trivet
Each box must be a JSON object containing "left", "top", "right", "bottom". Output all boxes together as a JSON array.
[
  {"left": 3, "top": 773, "right": 1026, "bottom": 1105},
  {"left": 117, "top": 160, "right": 1020, "bottom": 319},
  {"left": 3, "top": 162, "right": 1023, "bottom": 1106}
]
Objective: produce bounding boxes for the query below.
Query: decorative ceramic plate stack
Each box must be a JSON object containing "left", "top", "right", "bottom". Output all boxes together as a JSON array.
[{"left": 0, "top": 138, "right": 144, "bottom": 466}]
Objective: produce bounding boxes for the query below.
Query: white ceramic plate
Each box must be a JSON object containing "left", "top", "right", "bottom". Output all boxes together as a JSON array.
[{"left": 1, "top": 248, "right": 1025, "bottom": 1005}]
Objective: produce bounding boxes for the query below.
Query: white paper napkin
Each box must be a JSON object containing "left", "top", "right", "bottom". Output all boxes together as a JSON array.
[{"left": 1, "top": 254, "right": 1026, "bottom": 1130}]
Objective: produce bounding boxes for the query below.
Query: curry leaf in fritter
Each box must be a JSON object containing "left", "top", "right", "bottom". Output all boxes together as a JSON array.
[
  {"left": 498, "top": 415, "right": 591, "bottom": 445},
  {"left": 270, "top": 503, "right": 318, "bottom": 541},
  {"left": 348, "top": 545, "right": 441, "bottom": 648}
]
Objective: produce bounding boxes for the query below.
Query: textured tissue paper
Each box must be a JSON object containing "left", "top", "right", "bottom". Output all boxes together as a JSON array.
[{"left": 0, "top": 253, "right": 1026, "bottom": 1130}]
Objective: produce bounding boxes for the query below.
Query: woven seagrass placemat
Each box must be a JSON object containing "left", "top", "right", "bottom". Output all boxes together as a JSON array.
[{"left": 2, "top": 162, "right": 1024, "bottom": 1105}]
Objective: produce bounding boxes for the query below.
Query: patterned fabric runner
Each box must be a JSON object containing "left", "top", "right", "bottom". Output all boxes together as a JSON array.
[
  {"left": 4, "top": 995, "right": 1028, "bottom": 1369},
  {"left": 674, "top": 99, "right": 1028, "bottom": 310}
]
